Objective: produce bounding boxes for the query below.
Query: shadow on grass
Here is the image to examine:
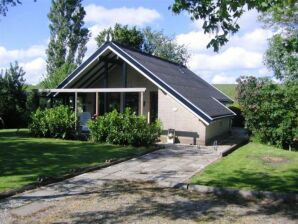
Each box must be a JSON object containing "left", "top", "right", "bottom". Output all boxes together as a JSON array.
[
  {"left": 0, "top": 130, "right": 151, "bottom": 190},
  {"left": 193, "top": 168, "right": 298, "bottom": 193}
]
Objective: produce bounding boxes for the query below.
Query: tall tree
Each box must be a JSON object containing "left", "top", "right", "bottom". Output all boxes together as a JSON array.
[
  {"left": 45, "top": 0, "right": 89, "bottom": 87},
  {"left": 142, "top": 27, "right": 189, "bottom": 65},
  {"left": 95, "top": 24, "right": 189, "bottom": 65},
  {"left": 96, "top": 24, "right": 144, "bottom": 50},
  {"left": 169, "top": 0, "right": 294, "bottom": 51},
  {"left": 261, "top": 1, "right": 298, "bottom": 82},
  {"left": 0, "top": 62, "right": 27, "bottom": 128}
]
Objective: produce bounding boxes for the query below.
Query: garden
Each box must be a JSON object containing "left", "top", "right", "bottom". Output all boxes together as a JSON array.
[{"left": 0, "top": 70, "right": 162, "bottom": 192}]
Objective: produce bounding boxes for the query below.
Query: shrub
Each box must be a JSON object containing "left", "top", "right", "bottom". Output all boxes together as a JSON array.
[
  {"left": 29, "top": 105, "right": 76, "bottom": 139},
  {"left": 236, "top": 76, "right": 298, "bottom": 149},
  {"left": 88, "top": 108, "right": 162, "bottom": 146}
]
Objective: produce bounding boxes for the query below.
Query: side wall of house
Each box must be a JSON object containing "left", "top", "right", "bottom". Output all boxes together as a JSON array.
[
  {"left": 158, "top": 90, "right": 232, "bottom": 145},
  {"left": 81, "top": 62, "right": 231, "bottom": 145},
  {"left": 158, "top": 89, "right": 207, "bottom": 145},
  {"left": 205, "top": 118, "right": 231, "bottom": 144}
]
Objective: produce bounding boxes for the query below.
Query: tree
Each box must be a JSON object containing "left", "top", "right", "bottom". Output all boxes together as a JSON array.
[
  {"left": 169, "top": 0, "right": 292, "bottom": 51},
  {"left": 95, "top": 24, "right": 189, "bottom": 65},
  {"left": 142, "top": 27, "right": 189, "bottom": 65},
  {"left": 0, "top": 0, "right": 36, "bottom": 17},
  {"left": 0, "top": 62, "right": 27, "bottom": 128},
  {"left": 236, "top": 76, "right": 298, "bottom": 150},
  {"left": 260, "top": 1, "right": 298, "bottom": 82},
  {"left": 0, "top": 0, "right": 21, "bottom": 16},
  {"left": 45, "top": 0, "right": 89, "bottom": 87},
  {"left": 96, "top": 24, "right": 144, "bottom": 50},
  {"left": 42, "top": 62, "right": 76, "bottom": 88},
  {"left": 265, "top": 31, "right": 298, "bottom": 81}
]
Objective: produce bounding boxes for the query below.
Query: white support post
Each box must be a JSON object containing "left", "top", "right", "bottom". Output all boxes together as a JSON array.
[
  {"left": 140, "top": 91, "right": 144, "bottom": 116},
  {"left": 74, "top": 92, "right": 78, "bottom": 129},
  {"left": 147, "top": 111, "right": 150, "bottom": 124},
  {"left": 95, "top": 92, "right": 99, "bottom": 115}
]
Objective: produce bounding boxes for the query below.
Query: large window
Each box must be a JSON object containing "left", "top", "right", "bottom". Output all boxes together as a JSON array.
[{"left": 125, "top": 93, "right": 139, "bottom": 114}]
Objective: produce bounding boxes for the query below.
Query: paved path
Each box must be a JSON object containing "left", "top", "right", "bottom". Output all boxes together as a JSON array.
[{"left": 0, "top": 128, "right": 248, "bottom": 219}]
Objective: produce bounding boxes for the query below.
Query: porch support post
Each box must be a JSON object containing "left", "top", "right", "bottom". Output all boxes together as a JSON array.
[
  {"left": 120, "top": 62, "right": 127, "bottom": 113},
  {"left": 74, "top": 92, "right": 78, "bottom": 129},
  {"left": 103, "top": 61, "right": 108, "bottom": 113},
  {"left": 140, "top": 91, "right": 144, "bottom": 116},
  {"left": 95, "top": 92, "right": 99, "bottom": 115}
]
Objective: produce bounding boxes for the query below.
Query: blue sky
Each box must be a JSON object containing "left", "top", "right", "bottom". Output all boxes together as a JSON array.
[{"left": 0, "top": 0, "right": 273, "bottom": 84}]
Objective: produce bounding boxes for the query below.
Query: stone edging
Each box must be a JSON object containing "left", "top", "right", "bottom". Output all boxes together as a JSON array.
[
  {"left": 175, "top": 183, "right": 298, "bottom": 202},
  {"left": 0, "top": 145, "right": 162, "bottom": 200}
]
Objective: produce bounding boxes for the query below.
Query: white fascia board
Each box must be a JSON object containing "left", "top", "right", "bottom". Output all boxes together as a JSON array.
[
  {"left": 39, "top": 88, "right": 146, "bottom": 93},
  {"left": 109, "top": 43, "right": 212, "bottom": 125}
]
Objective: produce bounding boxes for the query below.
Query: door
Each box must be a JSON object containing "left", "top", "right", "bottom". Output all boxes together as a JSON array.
[{"left": 150, "top": 91, "right": 158, "bottom": 123}]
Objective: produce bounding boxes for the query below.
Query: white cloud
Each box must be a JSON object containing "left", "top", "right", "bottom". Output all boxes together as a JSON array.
[
  {"left": 212, "top": 74, "right": 237, "bottom": 84},
  {"left": 0, "top": 45, "right": 46, "bottom": 65},
  {"left": 0, "top": 45, "right": 46, "bottom": 84},
  {"left": 84, "top": 4, "right": 161, "bottom": 57},
  {"left": 176, "top": 31, "right": 213, "bottom": 53},
  {"left": 85, "top": 5, "right": 161, "bottom": 27},
  {"left": 188, "top": 47, "right": 263, "bottom": 71},
  {"left": 20, "top": 57, "right": 46, "bottom": 84},
  {"left": 176, "top": 11, "right": 273, "bottom": 84}
]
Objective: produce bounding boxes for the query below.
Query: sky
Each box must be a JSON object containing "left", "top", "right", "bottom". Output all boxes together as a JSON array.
[{"left": 0, "top": 0, "right": 274, "bottom": 85}]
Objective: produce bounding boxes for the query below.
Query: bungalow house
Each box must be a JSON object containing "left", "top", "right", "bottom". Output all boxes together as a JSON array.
[{"left": 44, "top": 41, "right": 235, "bottom": 145}]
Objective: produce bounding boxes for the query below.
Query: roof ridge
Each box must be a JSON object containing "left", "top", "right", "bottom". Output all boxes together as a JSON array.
[{"left": 110, "top": 41, "right": 187, "bottom": 68}]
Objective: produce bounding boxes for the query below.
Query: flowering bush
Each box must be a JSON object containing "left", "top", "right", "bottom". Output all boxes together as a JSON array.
[{"left": 236, "top": 76, "right": 297, "bottom": 149}]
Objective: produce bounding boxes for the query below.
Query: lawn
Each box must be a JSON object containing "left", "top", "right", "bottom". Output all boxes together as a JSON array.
[
  {"left": 0, "top": 129, "right": 154, "bottom": 192},
  {"left": 214, "top": 84, "right": 236, "bottom": 100},
  {"left": 191, "top": 142, "right": 298, "bottom": 193}
]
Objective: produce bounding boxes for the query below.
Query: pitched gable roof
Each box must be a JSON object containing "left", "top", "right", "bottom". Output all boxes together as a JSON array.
[{"left": 57, "top": 41, "right": 235, "bottom": 124}]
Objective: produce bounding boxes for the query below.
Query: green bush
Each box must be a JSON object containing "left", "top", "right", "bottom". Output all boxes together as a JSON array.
[
  {"left": 29, "top": 105, "right": 76, "bottom": 139},
  {"left": 88, "top": 108, "right": 162, "bottom": 146},
  {"left": 236, "top": 76, "right": 298, "bottom": 150}
]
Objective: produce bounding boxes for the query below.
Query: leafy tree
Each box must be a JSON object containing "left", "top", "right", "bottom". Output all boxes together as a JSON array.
[
  {"left": 45, "top": 0, "right": 89, "bottom": 87},
  {"left": 236, "top": 76, "right": 298, "bottom": 150},
  {"left": 260, "top": 1, "right": 298, "bottom": 82},
  {"left": 95, "top": 24, "right": 189, "bottom": 65},
  {"left": 265, "top": 31, "right": 298, "bottom": 81},
  {"left": 42, "top": 62, "right": 76, "bottom": 88},
  {"left": 96, "top": 24, "right": 144, "bottom": 50},
  {"left": 169, "top": 0, "right": 293, "bottom": 51},
  {"left": 0, "top": 62, "right": 27, "bottom": 128},
  {"left": 142, "top": 27, "right": 189, "bottom": 65},
  {"left": 0, "top": 0, "right": 36, "bottom": 16}
]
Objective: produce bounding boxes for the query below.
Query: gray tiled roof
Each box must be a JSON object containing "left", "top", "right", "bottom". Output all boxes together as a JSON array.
[
  {"left": 58, "top": 41, "right": 234, "bottom": 123},
  {"left": 118, "top": 44, "right": 234, "bottom": 119}
]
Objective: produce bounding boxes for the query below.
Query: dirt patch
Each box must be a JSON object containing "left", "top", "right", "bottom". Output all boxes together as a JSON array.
[{"left": 261, "top": 156, "right": 289, "bottom": 164}]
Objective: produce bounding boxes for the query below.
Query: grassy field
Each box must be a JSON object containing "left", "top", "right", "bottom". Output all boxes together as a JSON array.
[
  {"left": 214, "top": 84, "right": 236, "bottom": 100},
  {"left": 0, "top": 129, "right": 153, "bottom": 192},
  {"left": 191, "top": 142, "right": 298, "bottom": 192}
]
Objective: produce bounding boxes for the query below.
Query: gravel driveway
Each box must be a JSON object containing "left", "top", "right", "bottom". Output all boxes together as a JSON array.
[{"left": 1, "top": 181, "right": 297, "bottom": 224}]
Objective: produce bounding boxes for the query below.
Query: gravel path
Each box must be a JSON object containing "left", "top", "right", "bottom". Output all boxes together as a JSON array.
[{"left": 1, "top": 180, "right": 297, "bottom": 224}]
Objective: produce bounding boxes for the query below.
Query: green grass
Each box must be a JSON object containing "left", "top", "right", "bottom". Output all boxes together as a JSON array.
[
  {"left": 0, "top": 129, "right": 154, "bottom": 192},
  {"left": 214, "top": 84, "right": 236, "bottom": 100},
  {"left": 191, "top": 142, "right": 298, "bottom": 192}
]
